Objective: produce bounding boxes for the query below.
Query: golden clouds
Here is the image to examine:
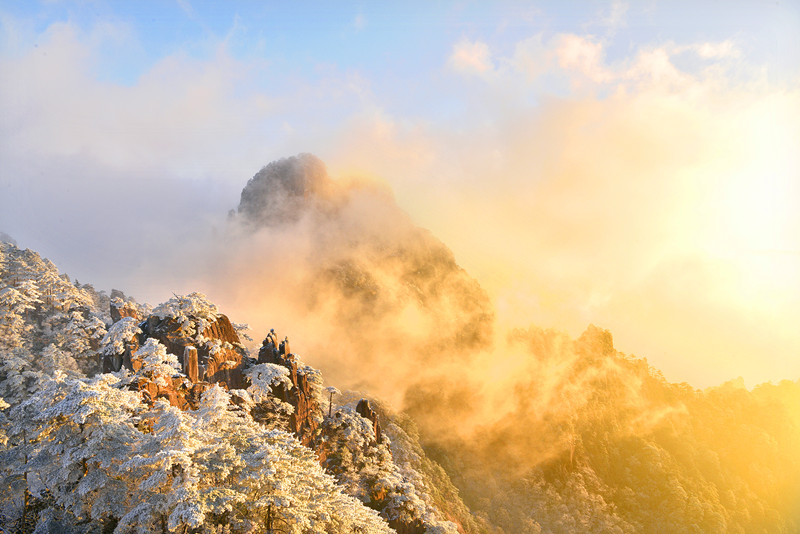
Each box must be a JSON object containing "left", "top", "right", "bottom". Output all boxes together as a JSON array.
[{"left": 330, "top": 31, "right": 800, "bottom": 387}]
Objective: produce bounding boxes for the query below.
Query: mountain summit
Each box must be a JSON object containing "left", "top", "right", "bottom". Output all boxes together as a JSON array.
[
  {"left": 237, "top": 153, "right": 331, "bottom": 226},
  {"left": 230, "top": 154, "right": 494, "bottom": 389}
]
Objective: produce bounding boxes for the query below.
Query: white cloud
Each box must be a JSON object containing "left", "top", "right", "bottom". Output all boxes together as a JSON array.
[
  {"left": 694, "top": 40, "right": 740, "bottom": 59},
  {"left": 1, "top": 11, "right": 797, "bottom": 390},
  {"left": 0, "top": 17, "right": 378, "bottom": 300},
  {"left": 554, "top": 34, "right": 612, "bottom": 84},
  {"left": 449, "top": 38, "right": 495, "bottom": 76}
]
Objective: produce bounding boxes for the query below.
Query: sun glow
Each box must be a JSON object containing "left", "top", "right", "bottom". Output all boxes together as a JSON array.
[{"left": 701, "top": 95, "right": 800, "bottom": 304}]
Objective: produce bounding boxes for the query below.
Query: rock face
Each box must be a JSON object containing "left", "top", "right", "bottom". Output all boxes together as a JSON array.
[
  {"left": 103, "top": 303, "right": 248, "bottom": 408},
  {"left": 110, "top": 299, "right": 139, "bottom": 323},
  {"left": 128, "top": 374, "right": 207, "bottom": 411},
  {"left": 184, "top": 346, "right": 200, "bottom": 383},
  {"left": 140, "top": 312, "right": 246, "bottom": 389},
  {"left": 258, "top": 332, "right": 322, "bottom": 447},
  {"left": 356, "top": 398, "right": 383, "bottom": 445}
]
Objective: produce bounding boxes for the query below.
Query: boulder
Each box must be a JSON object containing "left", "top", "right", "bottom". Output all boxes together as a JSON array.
[{"left": 110, "top": 300, "right": 139, "bottom": 323}]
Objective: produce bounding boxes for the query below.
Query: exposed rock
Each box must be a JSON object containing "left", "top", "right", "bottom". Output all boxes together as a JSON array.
[
  {"left": 259, "top": 329, "right": 279, "bottom": 363},
  {"left": 237, "top": 153, "right": 331, "bottom": 226},
  {"left": 102, "top": 306, "right": 247, "bottom": 410},
  {"left": 103, "top": 338, "right": 140, "bottom": 374},
  {"left": 258, "top": 333, "right": 322, "bottom": 447},
  {"left": 124, "top": 340, "right": 141, "bottom": 372},
  {"left": 140, "top": 313, "right": 246, "bottom": 389},
  {"left": 183, "top": 346, "right": 199, "bottom": 383},
  {"left": 102, "top": 351, "right": 123, "bottom": 374},
  {"left": 356, "top": 398, "right": 383, "bottom": 445},
  {"left": 129, "top": 374, "right": 210, "bottom": 411},
  {"left": 110, "top": 299, "right": 139, "bottom": 323}
]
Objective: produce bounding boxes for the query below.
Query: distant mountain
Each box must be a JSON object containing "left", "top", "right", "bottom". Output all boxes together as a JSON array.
[
  {"left": 234, "top": 153, "right": 494, "bottom": 356},
  {"left": 2, "top": 156, "right": 799, "bottom": 534},
  {"left": 418, "top": 324, "right": 800, "bottom": 533}
]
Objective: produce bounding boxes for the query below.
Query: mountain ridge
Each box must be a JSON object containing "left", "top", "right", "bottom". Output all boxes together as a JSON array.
[
  {"left": 2, "top": 154, "right": 799, "bottom": 533},
  {"left": 0, "top": 239, "right": 470, "bottom": 533}
]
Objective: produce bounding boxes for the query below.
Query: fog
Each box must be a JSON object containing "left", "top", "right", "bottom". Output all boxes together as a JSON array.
[{"left": 1, "top": 13, "right": 799, "bottom": 399}]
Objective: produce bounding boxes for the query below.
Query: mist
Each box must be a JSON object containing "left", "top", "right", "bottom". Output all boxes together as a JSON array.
[
  {"left": 73, "top": 153, "right": 702, "bottom": 483},
  {"left": 2, "top": 7, "right": 799, "bottom": 401},
  {"left": 3, "top": 5, "right": 800, "bottom": 532}
]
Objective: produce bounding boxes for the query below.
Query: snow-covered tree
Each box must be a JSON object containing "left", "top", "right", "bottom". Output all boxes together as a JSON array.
[
  {"left": 0, "top": 281, "right": 41, "bottom": 350},
  {"left": 117, "top": 399, "right": 204, "bottom": 533},
  {"left": 232, "top": 322, "right": 252, "bottom": 342},
  {"left": 101, "top": 317, "right": 143, "bottom": 356},
  {"left": 321, "top": 405, "right": 433, "bottom": 527},
  {"left": 1, "top": 373, "right": 146, "bottom": 530},
  {"left": 42, "top": 310, "right": 107, "bottom": 374},
  {"left": 152, "top": 292, "right": 220, "bottom": 342},
  {"left": 325, "top": 386, "right": 340, "bottom": 417},
  {"left": 134, "top": 338, "right": 181, "bottom": 387},
  {"left": 0, "top": 343, "right": 82, "bottom": 408},
  {"left": 245, "top": 364, "right": 292, "bottom": 402},
  {"left": 241, "top": 364, "right": 295, "bottom": 431},
  {"left": 193, "top": 386, "right": 393, "bottom": 533}
]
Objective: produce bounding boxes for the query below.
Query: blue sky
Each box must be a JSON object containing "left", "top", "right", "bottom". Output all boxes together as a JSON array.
[
  {"left": 4, "top": 1, "right": 798, "bottom": 85},
  {"left": 1, "top": 1, "right": 798, "bottom": 388}
]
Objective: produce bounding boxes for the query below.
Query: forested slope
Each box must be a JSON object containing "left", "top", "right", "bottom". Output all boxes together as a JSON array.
[
  {"left": 413, "top": 326, "right": 800, "bottom": 533},
  {"left": 2, "top": 217, "right": 798, "bottom": 534},
  {"left": 0, "top": 241, "right": 464, "bottom": 533}
]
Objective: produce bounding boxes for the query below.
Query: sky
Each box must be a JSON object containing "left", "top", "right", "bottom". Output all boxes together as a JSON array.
[{"left": 0, "top": 0, "right": 798, "bottom": 389}]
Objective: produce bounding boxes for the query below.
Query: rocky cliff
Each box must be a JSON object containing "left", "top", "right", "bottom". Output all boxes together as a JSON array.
[
  {"left": 102, "top": 293, "right": 249, "bottom": 408},
  {"left": 257, "top": 330, "right": 324, "bottom": 447}
]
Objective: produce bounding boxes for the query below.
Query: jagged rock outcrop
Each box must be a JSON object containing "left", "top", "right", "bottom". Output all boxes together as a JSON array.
[
  {"left": 110, "top": 298, "right": 139, "bottom": 323},
  {"left": 139, "top": 312, "right": 246, "bottom": 389},
  {"left": 356, "top": 398, "right": 383, "bottom": 445},
  {"left": 128, "top": 374, "right": 207, "bottom": 410},
  {"left": 258, "top": 332, "right": 323, "bottom": 447},
  {"left": 102, "top": 300, "right": 248, "bottom": 408}
]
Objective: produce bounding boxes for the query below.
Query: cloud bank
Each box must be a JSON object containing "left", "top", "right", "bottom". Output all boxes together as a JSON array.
[{"left": 1, "top": 9, "right": 798, "bottom": 393}]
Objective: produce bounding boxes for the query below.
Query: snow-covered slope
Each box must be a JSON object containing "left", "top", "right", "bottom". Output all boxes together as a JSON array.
[{"left": 0, "top": 241, "right": 466, "bottom": 533}]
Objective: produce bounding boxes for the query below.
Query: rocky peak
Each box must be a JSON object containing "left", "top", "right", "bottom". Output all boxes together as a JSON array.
[
  {"left": 140, "top": 311, "right": 245, "bottom": 388},
  {"left": 237, "top": 153, "right": 331, "bottom": 226},
  {"left": 356, "top": 398, "right": 383, "bottom": 445},
  {"left": 257, "top": 330, "right": 323, "bottom": 447}
]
